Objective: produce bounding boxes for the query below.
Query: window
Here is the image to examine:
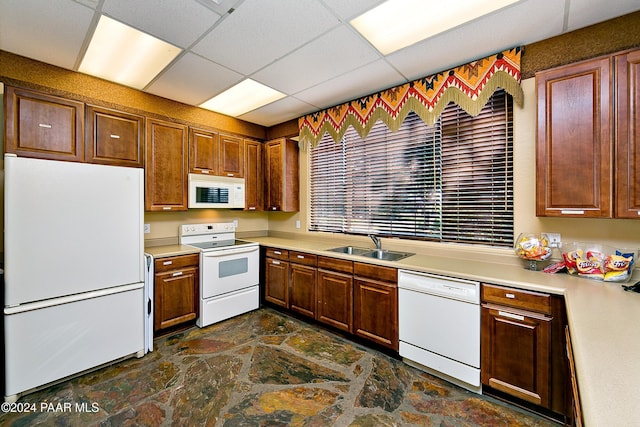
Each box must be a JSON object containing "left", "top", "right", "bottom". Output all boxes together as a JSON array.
[{"left": 310, "top": 90, "right": 513, "bottom": 247}]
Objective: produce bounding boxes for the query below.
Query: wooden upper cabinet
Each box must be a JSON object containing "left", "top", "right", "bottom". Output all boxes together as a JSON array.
[
  {"left": 189, "top": 127, "right": 219, "bottom": 174},
  {"left": 85, "top": 105, "right": 143, "bottom": 167},
  {"left": 219, "top": 134, "right": 244, "bottom": 178},
  {"left": 265, "top": 137, "right": 299, "bottom": 212},
  {"left": 5, "top": 86, "right": 84, "bottom": 162},
  {"left": 244, "top": 138, "right": 263, "bottom": 211},
  {"left": 615, "top": 48, "right": 640, "bottom": 219},
  {"left": 536, "top": 56, "right": 612, "bottom": 218},
  {"left": 189, "top": 130, "right": 244, "bottom": 178},
  {"left": 145, "top": 118, "right": 189, "bottom": 211}
]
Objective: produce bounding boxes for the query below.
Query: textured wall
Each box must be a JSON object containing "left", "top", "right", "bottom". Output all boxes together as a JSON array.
[{"left": 521, "top": 10, "right": 640, "bottom": 78}]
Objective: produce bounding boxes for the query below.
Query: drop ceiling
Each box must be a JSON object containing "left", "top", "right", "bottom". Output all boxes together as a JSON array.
[{"left": 1, "top": 0, "right": 639, "bottom": 127}]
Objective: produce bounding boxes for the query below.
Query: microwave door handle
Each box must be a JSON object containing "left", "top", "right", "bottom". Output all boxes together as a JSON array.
[{"left": 202, "top": 247, "right": 258, "bottom": 257}]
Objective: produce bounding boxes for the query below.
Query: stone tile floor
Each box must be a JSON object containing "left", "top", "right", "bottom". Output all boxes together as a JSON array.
[{"left": 1, "top": 308, "right": 560, "bottom": 426}]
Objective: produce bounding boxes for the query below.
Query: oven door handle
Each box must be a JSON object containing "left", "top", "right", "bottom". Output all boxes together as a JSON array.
[{"left": 202, "top": 246, "right": 258, "bottom": 257}]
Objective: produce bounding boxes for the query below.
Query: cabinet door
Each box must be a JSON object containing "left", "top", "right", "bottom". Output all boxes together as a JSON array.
[
  {"left": 145, "top": 118, "right": 188, "bottom": 211},
  {"left": 154, "top": 266, "right": 198, "bottom": 331},
  {"left": 219, "top": 134, "right": 244, "bottom": 178},
  {"left": 265, "top": 138, "right": 299, "bottom": 212},
  {"left": 264, "top": 257, "right": 289, "bottom": 308},
  {"left": 317, "top": 269, "right": 352, "bottom": 333},
  {"left": 289, "top": 263, "right": 316, "bottom": 318},
  {"left": 244, "top": 139, "right": 263, "bottom": 211},
  {"left": 353, "top": 278, "right": 398, "bottom": 350},
  {"left": 85, "top": 105, "right": 143, "bottom": 167},
  {"left": 481, "top": 305, "right": 552, "bottom": 407},
  {"left": 189, "top": 127, "right": 219, "bottom": 174},
  {"left": 615, "top": 48, "right": 640, "bottom": 219},
  {"left": 565, "top": 326, "right": 583, "bottom": 427},
  {"left": 536, "top": 57, "right": 612, "bottom": 217},
  {"left": 5, "top": 86, "right": 84, "bottom": 162}
]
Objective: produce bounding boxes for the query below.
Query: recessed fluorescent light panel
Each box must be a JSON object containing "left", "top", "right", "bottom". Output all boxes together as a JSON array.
[
  {"left": 351, "top": 0, "right": 520, "bottom": 55},
  {"left": 199, "top": 79, "right": 286, "bottom": 117},
  {"left": 79, "top": 15, "right": 182, "bottom": 89}
]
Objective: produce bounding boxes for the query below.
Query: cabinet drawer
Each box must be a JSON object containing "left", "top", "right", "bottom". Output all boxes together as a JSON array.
[
  {"left": 318, "top": 256, "right": 353, "bottom": 274},
  {"left": 265, "top": 247, "right": 289, "bottom": 260},
  {"left": 481, "top": 283, "right": 551, "bottom": 315},
  {"left": 354, "top": 262, "right": 397, "bottom": 283},
  {"left": 155, "top": 253, "right": 199, "bottom": 273},
  {"left": 290, "top": 251, "right": 317, "bottom": 266}
]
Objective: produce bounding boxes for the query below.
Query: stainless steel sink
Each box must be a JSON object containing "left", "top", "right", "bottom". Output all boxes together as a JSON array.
[
  {"left": 327, "top": 246, "right": 414, "bottom": 261},
  {"left": 360, "top": 249, "right": 415, "bottom": 261},
  {"left": 326, "top": 246, "right": 372, "bottom": 255}
]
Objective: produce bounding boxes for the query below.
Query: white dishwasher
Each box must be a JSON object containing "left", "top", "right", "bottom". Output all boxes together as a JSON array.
[{"left": 398, "top": 269, "right": 481, "bottom": 393}]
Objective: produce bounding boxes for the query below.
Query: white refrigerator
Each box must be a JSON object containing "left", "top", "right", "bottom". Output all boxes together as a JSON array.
[{"left": 3, "top": 154, "right": 145, "bottom": 402}]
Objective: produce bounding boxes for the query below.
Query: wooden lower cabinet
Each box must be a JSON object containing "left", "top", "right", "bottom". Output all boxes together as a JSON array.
[
  {"left": 481, "top": 283, "right": 569, "bottom": 421},
  {"left": 289, "top": 251, "right": 317, "bottom": 318},
  {"left": 481, "top": 304, "right": 552, "bottom": 406},
  {"left": 317, "top": 268, "right": 353, "bottom": 333},
  {"left": 353, "top": 262, "right": 398, "bottom": 351},
  {"left": 264, "top": 248, "right": 289, "bottom": 308},
  {"left": 154, "top": 254, "right": 199, "bottom": 333},
  {"left": 261, "top": 248, "right": 399, "bottom": 350}
]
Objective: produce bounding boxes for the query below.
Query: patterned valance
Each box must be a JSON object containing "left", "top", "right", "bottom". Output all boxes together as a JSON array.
[{"left": 298, "top": 47, "right": 523, "bottom": 146}]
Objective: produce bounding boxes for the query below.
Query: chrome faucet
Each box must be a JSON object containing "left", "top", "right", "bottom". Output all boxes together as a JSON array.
[{"left": 369, "top": 234, "right": 381, "bottom": 251}]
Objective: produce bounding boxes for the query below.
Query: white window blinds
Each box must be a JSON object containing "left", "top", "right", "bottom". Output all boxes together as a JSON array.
[{"left": 310, "top": 90, "right": 513, "bottom": 247}]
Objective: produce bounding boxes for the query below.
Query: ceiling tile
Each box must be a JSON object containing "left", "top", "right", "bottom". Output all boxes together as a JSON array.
[
  {"left": 321, "top": 0, "right": 387, "bottom": 20},
  {"left": 295, "top": 59, "right": 406, "bottom": 110},
  {"left": 145, "top": 53, "right": 243, "bottom": 105},
  {"left": 192, "top": 0, "right": 340, "bottom": 75},
  {"left": 566, "top": 0, "right": 640, "bottom": 31},
  {"left": 101, "top": 0, "right": 221, "bottom": 48},
  {"left": 0, "top": 0, "right": 94, "bottom": 69},
  {"left": 252, "top": 25, "right": 382, "bottom": 95},
  {"left": 238, "top": 96, "right": 317, "bottom": 127},
  {"left": 386, "top": 0, "right": 565, "bottom": 81}
]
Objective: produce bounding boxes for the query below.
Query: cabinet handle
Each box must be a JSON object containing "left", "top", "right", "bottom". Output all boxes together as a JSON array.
[
  {"left": 505, "top": 293, "right": 515, "bottom": 299},
  {"left": 202, "top": 170, "right": 210, "bottom": 174},
  {"left": 227, "top": 173, "right": 235, "bottom": 177},
  {"left": 274, "top": 250, "right": 281, "bottom": 255},
  {"left": 561, "top": 210, "right": 585, "bottom": 215},
  {"left": 271, "top": 260, "right": 281, "bottom": 265},
  {"left": 162, "top": 207, "right": 172, "bottom": 210},
  {"left": 248, "top": 206, "right": 256, "bottom": 210},
  {"left": 38, "top": 123, "right": 52, "bottom": 129},
  {"left": 172, "top": 271, "right": 183, "bottom": 277},
  {"left": 297, "top": 255, "right": 305, "bottom": 259},
  {"left": 163, "top": 260, "right": 173, "bottom": 266},
  {"left": 498, "top": 310, "right": 525, "bottom": 321},
  {"left": 109, "top": 134, "right": 120, "bottom": 139}
]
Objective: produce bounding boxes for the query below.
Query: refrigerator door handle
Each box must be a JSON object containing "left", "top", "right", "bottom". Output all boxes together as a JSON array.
[{"left": 4, "top": 283, "right": 144, "bottom": 315}]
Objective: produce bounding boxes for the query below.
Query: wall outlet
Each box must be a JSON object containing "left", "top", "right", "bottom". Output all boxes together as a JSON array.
[
  {"left": 233, "top": 219, "right": 238, "bottom": 228},
  {"left": 144, "top": 223, "right": 151, "bottom": 234},
  {"left": 295, "top": 220, "right": 301, "bottom": 229},
  {"left": 546, "top": 232, "right": 561, "bottom": 248}
]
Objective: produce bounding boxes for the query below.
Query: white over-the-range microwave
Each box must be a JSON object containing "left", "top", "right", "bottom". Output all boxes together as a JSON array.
[{"left": 188, "top": 173, "right": 245, "bottom": 209}]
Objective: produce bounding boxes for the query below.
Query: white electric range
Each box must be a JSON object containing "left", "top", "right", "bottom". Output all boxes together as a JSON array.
[{"left": 179, "top": 222, "right": 259, "bottom": 327}]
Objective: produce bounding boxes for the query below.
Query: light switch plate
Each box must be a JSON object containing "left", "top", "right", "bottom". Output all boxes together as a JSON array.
[
  {"left": 144, "top": 223, "right": 151, "bottom": 234},
  {"left": 546, "top": 232, "right": 561, "bottom": 248}
]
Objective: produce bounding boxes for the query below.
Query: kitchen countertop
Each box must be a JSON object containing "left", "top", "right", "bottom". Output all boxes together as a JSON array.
[
  {"left": 144, "top": 244, "right": 200, "bottom": 258},
  {"left": 145, "top": 235, "right": 639, "bottom": 426},
  {"left": 247, "top": 235, "right": 640, "bottom": 427}
]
